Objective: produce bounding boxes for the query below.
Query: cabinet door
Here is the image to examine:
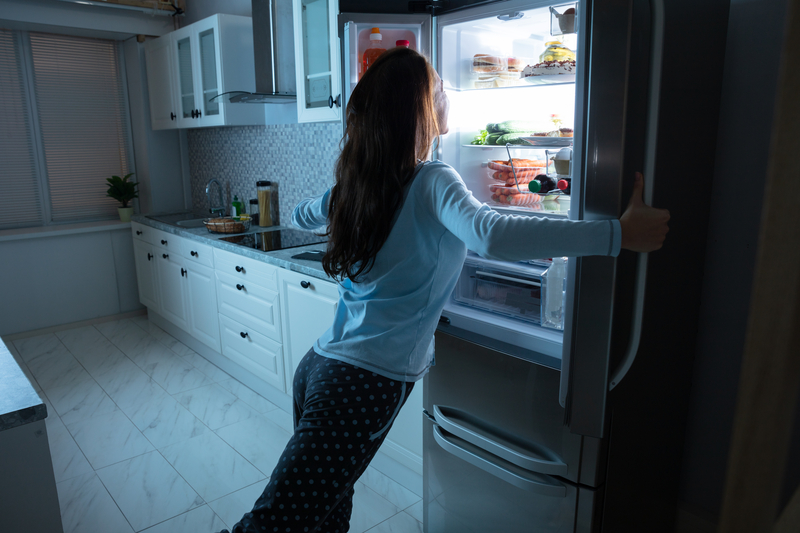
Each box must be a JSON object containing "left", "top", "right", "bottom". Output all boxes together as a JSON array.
[
  {"left": 192, "top": 17, "right": 225, "bottom": 127},
  {"left": 144, "top": 36, "right": 178, "bottom": 130},
  {"left": 185, "top": 262, "right": 221, "bottom": 352},
  {"left": 279, "top": 270, "right": 338, "bottom": 391},
  {"left": 133, "top": 239, "right": 160, "bottom": 311},
  {"left": 156, "top": 250, "right": 190, "bottom": 331},
  {"left": 173, "top": 26, "right": 198, "bottom": 128},
  {"left": 219, "top": 314, "right": 285, "bottom": 391},
  {"left": 293, "top": 0, "right": 342, "bottom": 122}
]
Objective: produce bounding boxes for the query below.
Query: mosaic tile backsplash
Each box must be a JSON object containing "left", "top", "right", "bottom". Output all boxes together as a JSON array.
[{"left": 187, "top": 123, "right": 342, "bottom": 227}]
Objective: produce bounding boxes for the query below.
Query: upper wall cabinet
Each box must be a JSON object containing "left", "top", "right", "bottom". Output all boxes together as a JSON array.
[
  {"left": 292, "top": 0, "right": 342, "bottom": 123},
  {"left": 144, "top": 14, "right": 266, "bottom": 130}
]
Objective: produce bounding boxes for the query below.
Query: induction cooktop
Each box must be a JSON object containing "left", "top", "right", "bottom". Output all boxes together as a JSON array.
[{"left": 219, "top": 228, "right": 326, "bottom": 252}]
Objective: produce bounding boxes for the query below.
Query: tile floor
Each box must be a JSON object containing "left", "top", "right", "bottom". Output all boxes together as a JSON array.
[{"left": 5, "top": 316, "right": 424, "bottom": 533}]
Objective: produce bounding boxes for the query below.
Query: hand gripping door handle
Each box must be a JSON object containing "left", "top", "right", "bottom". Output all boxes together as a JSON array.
[
  {"left": 432, "top": 425, "right": 566, "bottom": 497},
  {"left": 608, "top": 0, "right": 664, "bottom": 392},
  {"left": 432, "top": 405, "right": 568, "bottom": 476}
]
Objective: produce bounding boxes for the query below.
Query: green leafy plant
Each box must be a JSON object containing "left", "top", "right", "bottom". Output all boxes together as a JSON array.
[{"left": 106, "top": 173, "right": 138, "bottom": 208}]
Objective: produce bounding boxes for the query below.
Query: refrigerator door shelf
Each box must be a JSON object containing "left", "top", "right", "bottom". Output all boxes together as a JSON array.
[
  {"left": 432, "top": 404, "right": 568, "bottom": 476},
  {"left": 432, "top": 425, "right": 566, "bottom": 496}
]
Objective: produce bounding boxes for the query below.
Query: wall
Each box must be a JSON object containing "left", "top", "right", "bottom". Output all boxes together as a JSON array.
[
  {"left": 181, "top": 0, "right": 252, "bottom": 25},
  {"left": 677, "top": 0, "right": 799, "bottom": 525}
]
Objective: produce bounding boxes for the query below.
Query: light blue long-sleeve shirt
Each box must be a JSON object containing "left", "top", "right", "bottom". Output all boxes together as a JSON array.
[{"left": 292, "top": 161, "right": 621, "bottom": 382}]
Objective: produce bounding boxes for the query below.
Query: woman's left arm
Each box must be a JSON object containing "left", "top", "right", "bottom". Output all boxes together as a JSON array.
[{"left": 292, "top": 188, "right": 331, "bottom": 230}]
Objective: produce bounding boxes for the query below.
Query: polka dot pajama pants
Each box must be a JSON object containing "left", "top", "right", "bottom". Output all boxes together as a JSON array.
[{"left": 224, "top": 348, "right": 415, "bottom": 533}]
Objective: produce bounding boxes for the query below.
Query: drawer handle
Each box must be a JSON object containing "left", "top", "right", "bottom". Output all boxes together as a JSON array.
[
  {"left": 300, "top": 280, "right": 310, "bottom": 289},
  {"left": 236, "top": 284, "right": 245, "bottom": 291},
  {"left": 235, "top": 265, "right": 244, "bottom": 273},
  {"left": 240, "top": 331, "right": 248, "bottom": 338},
  {"left": 191, "top": 251, "right": 198, "bottom": 257},
  {"left": 181, "top": 268, "right": 187, "bottom": 277},
  {"left": 147, "top": 253, "right": 153, "bottom": 261},
  {"left": 136, "top": 230, "right": 142, "bottom": 235},
  {"left": 161, "top": 239, "right": 167, "bottom": 245},
  {"left": 162, "top": 253, "right": 168, "bottom": 259}
]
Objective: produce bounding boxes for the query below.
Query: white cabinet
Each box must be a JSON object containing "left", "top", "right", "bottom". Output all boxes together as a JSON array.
[
  {"left": 144, "top": 14, "right": 266, "bottom": 130},
  {"left": 185, "top": 261, "right": 221, "bottom": 352},
  {"left": 219, "top": 314, "right": 285, "bottom": 391},
  {"left": 132, "top": 239, "right": 160, "bottom": 311},
  {"left": 154, "top": 248, "right": 190, "bottom": 331},
  {"left": 292, "top": 0, "right": 342, "bottom": 123},
  {"left": 278, "top": 268, "right": 338, "bottom": 391}
]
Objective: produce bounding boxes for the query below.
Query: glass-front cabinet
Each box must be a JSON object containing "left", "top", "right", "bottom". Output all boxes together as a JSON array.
[
  {"left": 293, "top": 0, "right": 342, "bottom": 122},
  {"left": 144, "top": 14, "right": 265, "bottom": 130}
]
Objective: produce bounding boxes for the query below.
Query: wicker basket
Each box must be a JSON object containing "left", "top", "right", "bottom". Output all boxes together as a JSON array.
[{"left": 204, "top": 217, "right": 251, "bottom": 234}]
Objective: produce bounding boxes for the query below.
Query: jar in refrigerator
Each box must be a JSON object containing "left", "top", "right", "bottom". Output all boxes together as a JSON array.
[
  {"left": 539, "top": 41, "right": 576, "bottom": 62},
  {"left": 257, "top": 181, "right": 272, "bottom": 227},
  {"left": 541, "top": 257, "right": 567, "bottom": 330},
  {"left": 361, "top": 28, "right": 386, "bottom": 79}
]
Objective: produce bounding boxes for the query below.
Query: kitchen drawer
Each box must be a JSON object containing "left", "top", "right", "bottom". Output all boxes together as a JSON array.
[
  {"left": 219, "top": 314, "right": 285, "bottom": 391},
  {"left": 213, "top": 248, "right": 278, "bottom": 291},
  {"left": 152, "top": 228, "right": 180, "bottom": 252},
  {"left": 216, "top": 270, "right": 282, "bottom": 342},
  {"left": 180, "top": 238, "right": 214, "bottom": 268},
  {"left": 132, "top": 222, "right": 153, "bottom": 244}
]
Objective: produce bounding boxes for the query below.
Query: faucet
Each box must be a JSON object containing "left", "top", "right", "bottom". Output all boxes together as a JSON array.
[{"left": 206, "top": 179, "right": 226, "bottom": 217}]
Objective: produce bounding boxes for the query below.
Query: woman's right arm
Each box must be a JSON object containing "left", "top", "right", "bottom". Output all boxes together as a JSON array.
[{"left": 292, "top": 188, "right": 332, "bottom": 231}]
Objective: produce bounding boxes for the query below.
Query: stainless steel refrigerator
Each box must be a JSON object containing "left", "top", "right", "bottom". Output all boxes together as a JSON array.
[{"left": 336, "top": 0, "right": 729, "bottom": 530}]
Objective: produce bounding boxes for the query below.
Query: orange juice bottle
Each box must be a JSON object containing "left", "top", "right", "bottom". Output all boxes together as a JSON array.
[{"left": 361, "top": 27, "right": 386, "bottom": 79}]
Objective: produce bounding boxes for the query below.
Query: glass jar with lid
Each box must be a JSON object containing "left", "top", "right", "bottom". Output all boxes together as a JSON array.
[{"left": 257, "top": 181, "right": 272, "bottom": 227}]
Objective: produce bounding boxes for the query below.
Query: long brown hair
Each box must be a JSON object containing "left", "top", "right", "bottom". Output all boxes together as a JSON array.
[{"left": 322, "top": 47, "right": 441, "bottom": 282}]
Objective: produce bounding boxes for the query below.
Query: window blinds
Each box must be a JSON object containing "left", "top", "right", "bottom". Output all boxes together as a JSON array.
[
  {"left": 0, "top": 30, "right": 43, "bottom": 229},
  {"left": 28, "top": 32, "right": 132, "bottom": 223}
]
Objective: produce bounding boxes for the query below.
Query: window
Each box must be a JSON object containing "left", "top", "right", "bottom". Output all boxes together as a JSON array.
[{"left": 0, "top": 29, "right": 134, "bottom": 229}]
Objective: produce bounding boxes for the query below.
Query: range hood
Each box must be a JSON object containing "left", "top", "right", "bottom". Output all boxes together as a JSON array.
[{"left": 223, "top": 0, "right": 297, "bottom": 103}]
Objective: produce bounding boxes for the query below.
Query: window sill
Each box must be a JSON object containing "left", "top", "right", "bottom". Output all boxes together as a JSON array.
[{"left": 0, "top": 220, "right": 131, "bottom": 242}]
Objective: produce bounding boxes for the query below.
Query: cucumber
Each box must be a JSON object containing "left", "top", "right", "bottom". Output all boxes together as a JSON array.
[
  {"left": 485, "top": 132, "right": 504, "bottom": 145},
  {"left": 497, "top": 120, "right": 540, "bottom": 133},
  {"left": 496, "top": 133, "right": 532, "bottom": 145},
  {"left": 486, "top": 123, "right": 502, "bottom": 133}
]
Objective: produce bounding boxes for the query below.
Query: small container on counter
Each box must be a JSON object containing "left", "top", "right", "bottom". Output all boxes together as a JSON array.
[
  {"left": 257, "top": 181, "right": 272, "bottom": 227},
  {"left": 248, "top": 198, "right": 259, "bottom": 223}
]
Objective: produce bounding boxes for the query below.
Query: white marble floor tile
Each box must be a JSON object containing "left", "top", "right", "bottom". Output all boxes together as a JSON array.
[
  {"left": 123, "top": 392, "right": 208, "bottom": 449},
  {"left": 146, "top": 352, "right": 213, "bottom": 395},
  {"left": 404, "top": 500, "right": 423, "bottom": 523},
  {"left": 66, "top": 409, "right": 154, "bottom": 470},
  {"left": 218, "top": 378, "right": 280, "bottom": 414},
  {"left": 175, "top": 383, "right": 259, "bottom": 430},
  {"left": 214, "top": 413, "right": 292, "bottom": 477},
  {"left": 96, "top": 450, "right": 205, "bottom": 532},
  {"left": 6, "top": 342, "right": 42, "bottom": 392},
  {"left": 261, "top": 405, "right": 294, "bottom": 433},
  {"left": 125, "top": 334, "right": 173, "bottom": 367},
  {"left": 159, "top": 431, "right": 266, "bottom": 502},
  {"left": 24, "top": 342, "right": 85, "bottom": 392},
  {"left": 39, "top": 390, "right": 61, "bottom": 430},
  {"left": 62, "top": 330, "right": 129, "bottom": 378},
  {"left": 94, "top": 357, "right": 169, "bottom": 413},
  {"left": 57, "top": 471, "right": 134, "bottom": 533},
  {"left": 97, "top": 318, "right": 152, "bottom": 356},
  {"left": 207, "top": 480, "right": 268, "bottom": 531},
  {"left": 359, "top": 467, "right": 421, "bottom": 511},
  {"left": 56, "top": 325, "right": 106, "bottom": 352},
  {"left": 181, "top": 350, "right": 231, "bottom": 382},
  {"left": 139, "top": 504, "right": 227, "bottom": 533},
  {"left": 350, "top": 482, "right": 401, "bottom": 533},
  {"left": 13, "top": 332, "right": 62, "bottom": 361},
  {"left": 46, "top": 373, "right": 119, "bottom": 426},
  {"left": 364, "top": 509, "right": 424, "bottom": 533},
  {"left": 47, "top": 418, "right": 95, "bottom": 483}
]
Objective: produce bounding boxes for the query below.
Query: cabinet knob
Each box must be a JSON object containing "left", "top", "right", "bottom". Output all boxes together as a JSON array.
[
  {"left": 190, "top": 109, "right": 196, "bottom": 118},
  {"left": 236, "top": 284, "right": 244, "bottom": 291},
  {"left": 328, "top": 94, "right": 341, "bottom": 109},
  {"left": 235, "top": 266, "right": 244, "bottom": 273},
  {"left": 191, "top": 251, "right": 198, "bottom": 257},
  {"left": 136, "top": 230, "right": 142, "bottom": 235},
  {"left": 300, "top": 280, "right": 310, "bottom": 289},
  {"left": 162, "top": 253, "right": 169, "bottom": 259},
  {"left": 181, "top": 268, "right": 187, "bottom": 277},
  {"left": 147, "top": 253, "right": 153, "bottom": 261},
  {"left": 196, "top": 109, "right": 202, "bottom": 117},
  {"left": 161, "top": 239, "right": 167, "bottom": 245},
  {"left": 240, "top": 331, "right": 248, "bottom": 338},
  {"left": 170, "top": 112, "right": 176, "bottom": 120}
]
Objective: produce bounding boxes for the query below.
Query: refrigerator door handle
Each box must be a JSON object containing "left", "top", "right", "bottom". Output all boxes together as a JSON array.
[
  {"left": 608, "top": 0, "right": 664, "bottom": 392},
  {"left": 433, "top": 405, "right": 568, "bottom": 476},
  {"left": 432, "top": 425, "right": 567, "bottom": 497}
]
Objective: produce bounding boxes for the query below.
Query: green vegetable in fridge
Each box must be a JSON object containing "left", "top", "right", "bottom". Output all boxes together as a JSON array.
[
  {"left": 485, "top": 133, "right": 504, "bottom": 145},
  {"left": 470, "top": 129, "right": 488, "bottom": 145},
  {"left": 486, "top": 123, "right": 502, "bottom": 133},
  {"left": 497, "top": 120, "right": 541, "bottom": 133},
  {"left": 496, "top": 133, "right": 532, "bottom": 145}
]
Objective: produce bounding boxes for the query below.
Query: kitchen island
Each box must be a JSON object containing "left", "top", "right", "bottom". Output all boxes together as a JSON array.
[{"left": 0, "top": 337, "right": 64, "bottom": 532}]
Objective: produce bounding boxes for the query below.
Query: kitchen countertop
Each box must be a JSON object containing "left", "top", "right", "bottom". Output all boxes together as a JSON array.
[
  {"left": 132, "top": 213, "right": 331, "bottom": 282},
  {"left": 0, "top": 337, "right": 47, "bottom": 432}
]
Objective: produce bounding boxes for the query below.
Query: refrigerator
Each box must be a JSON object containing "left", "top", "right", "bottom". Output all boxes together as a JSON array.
[{"left": 337, "top": 0, "right": 729, "bottom": 531}]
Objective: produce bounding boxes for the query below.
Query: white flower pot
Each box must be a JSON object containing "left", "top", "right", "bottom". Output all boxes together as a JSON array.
[{"left": 118, "top": 207, "right": 134, "bottom": 222}]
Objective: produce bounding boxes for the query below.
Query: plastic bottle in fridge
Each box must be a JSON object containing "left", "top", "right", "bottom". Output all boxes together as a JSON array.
[
  {"left": 541, "top": 257, "right": 568, "bottom": 330},
  {"left": 361, "top": 28, "right": 386, "bottom": 79}
]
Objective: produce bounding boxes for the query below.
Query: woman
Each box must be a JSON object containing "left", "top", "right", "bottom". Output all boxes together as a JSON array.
[{"left": 221, "top": 47, "right": 668, "bottom": 533}]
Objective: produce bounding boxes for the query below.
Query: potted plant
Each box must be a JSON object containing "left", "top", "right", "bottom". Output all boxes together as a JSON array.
[{"left": 106, "top": 173, "right": 138, "bottom": 222}]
